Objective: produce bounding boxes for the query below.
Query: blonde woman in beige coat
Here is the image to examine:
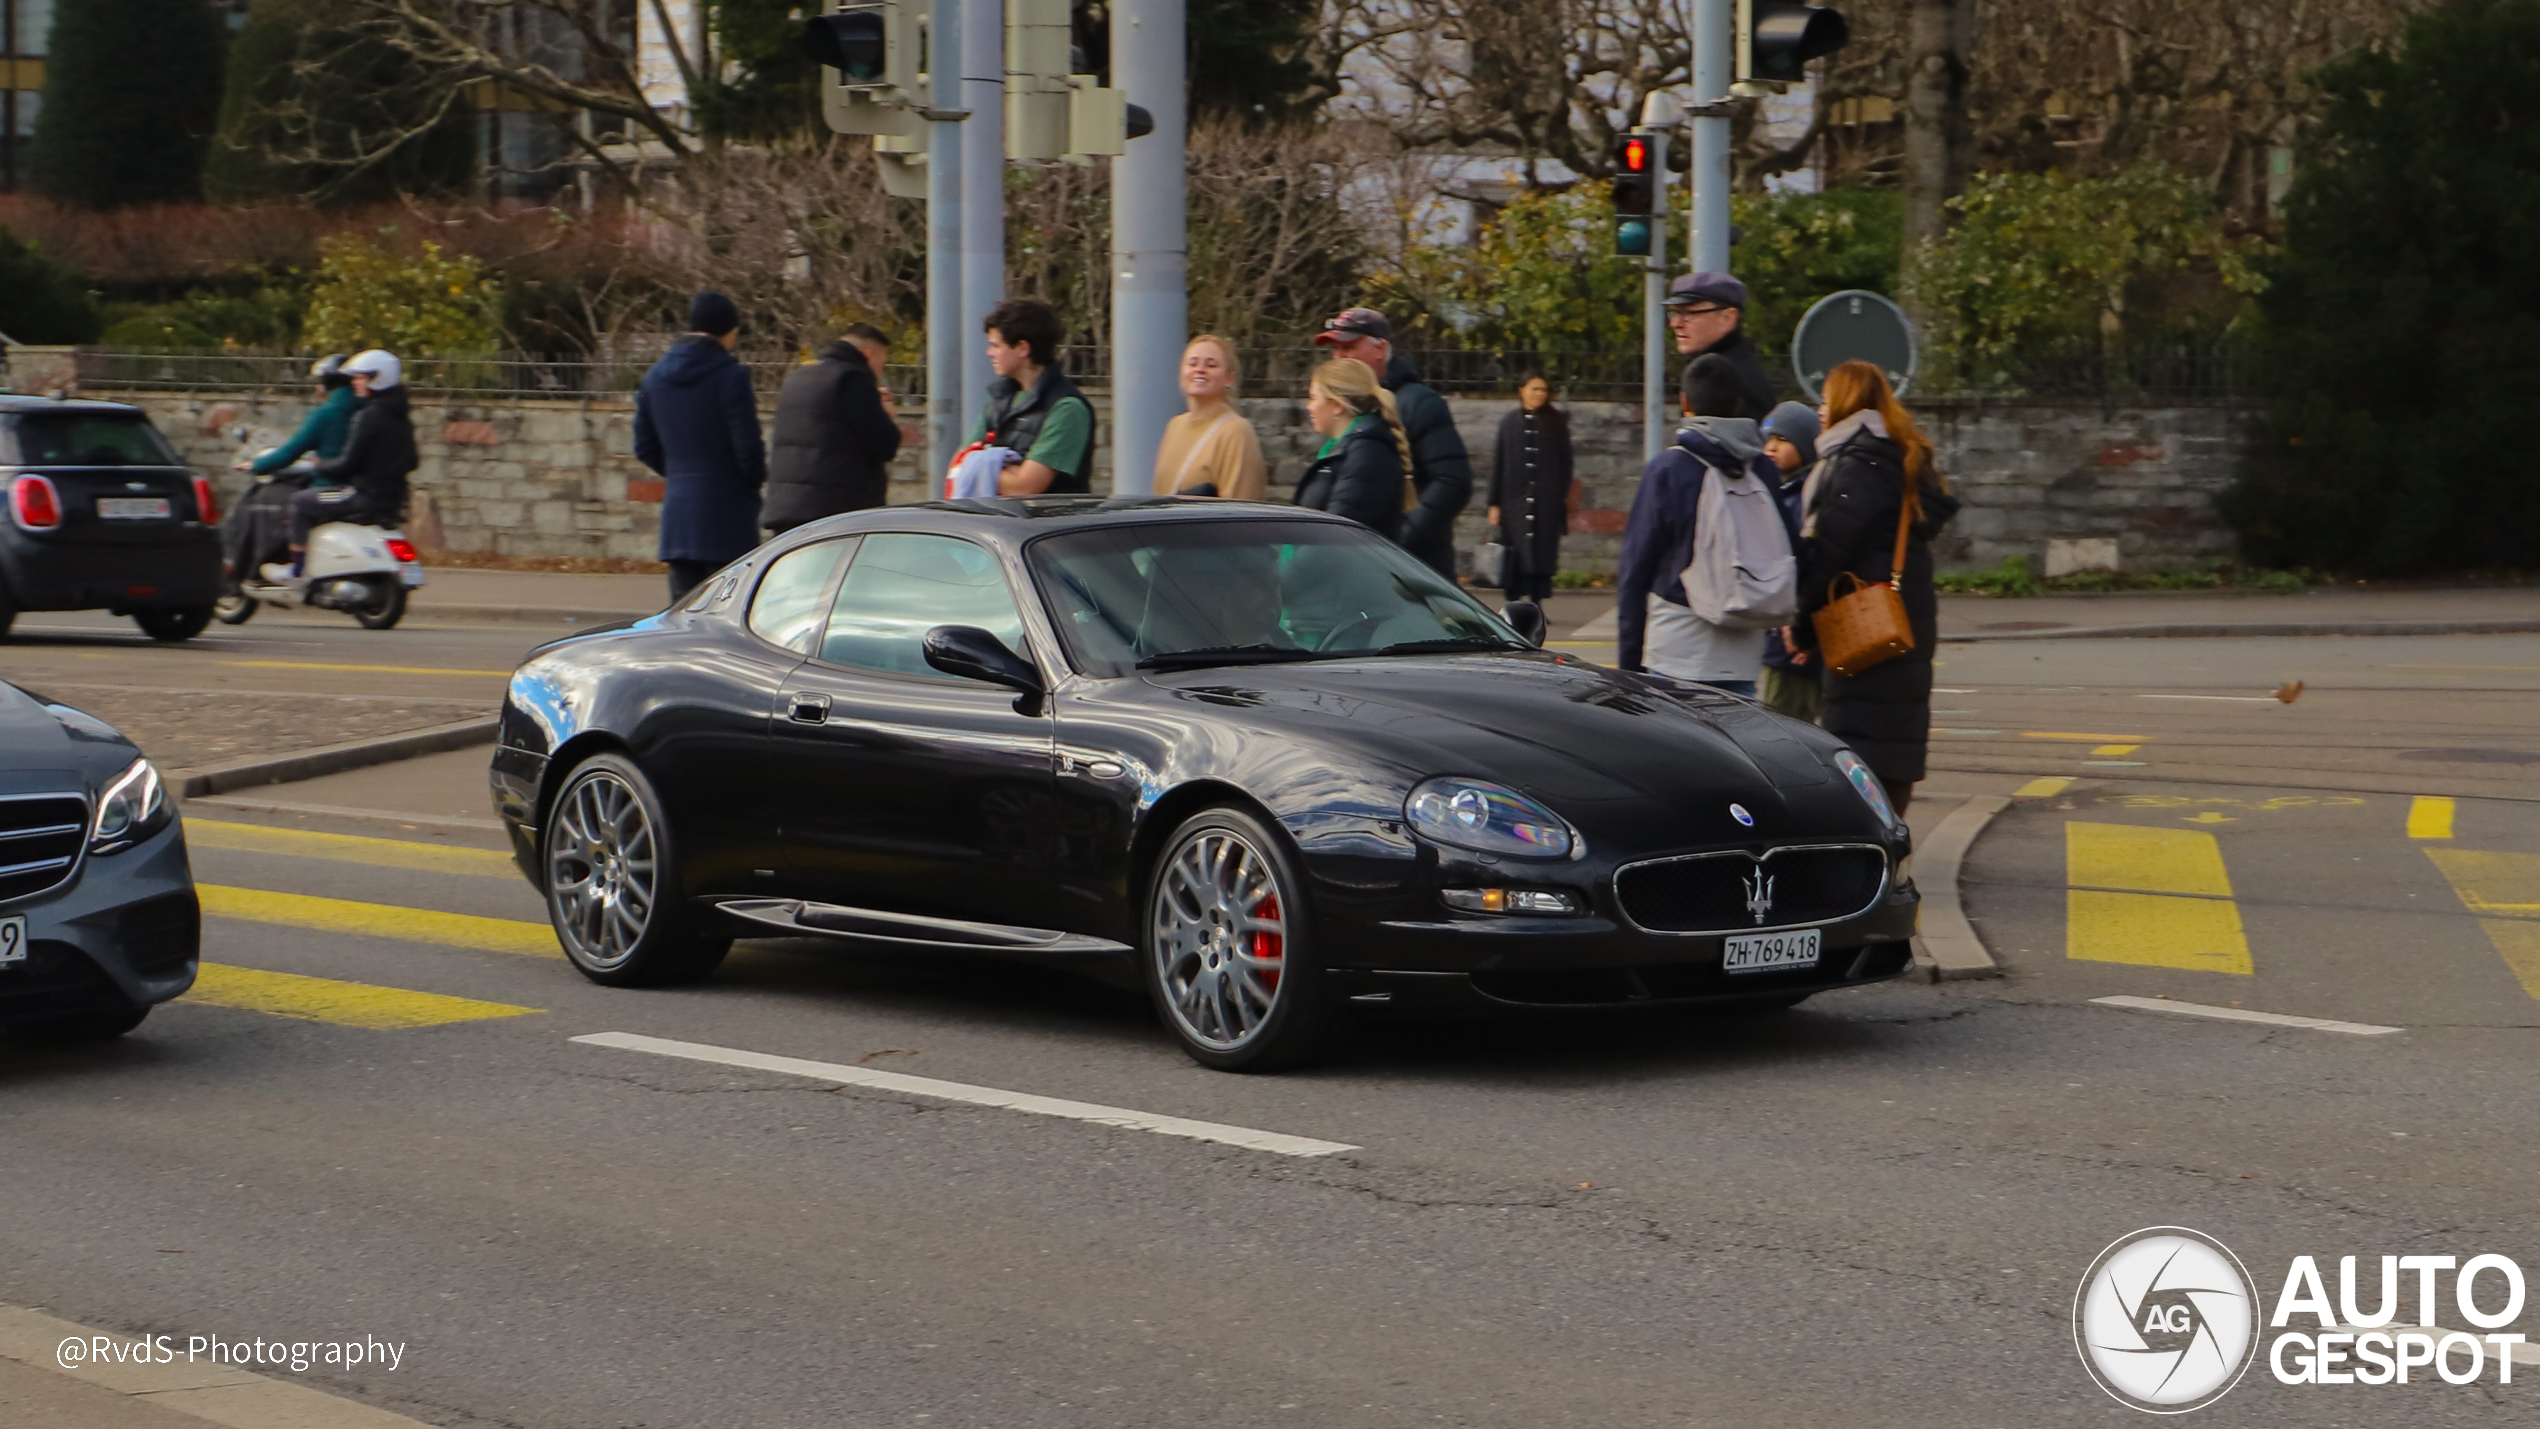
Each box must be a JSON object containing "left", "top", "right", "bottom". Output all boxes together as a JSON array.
[{"left": 1154, "top": 334, "right": 1268, "bottom": 500}]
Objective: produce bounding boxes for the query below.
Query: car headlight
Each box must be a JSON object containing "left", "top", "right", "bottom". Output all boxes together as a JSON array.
[
  {"left": 1405, "top": 777, "right": 1577, "bottom": 859},
  {"left": 90, "top": 758, "right": 170, "bottom": 854},
  {"left": 1833, "top": 749, "right": 1904, "bottom": 834}
]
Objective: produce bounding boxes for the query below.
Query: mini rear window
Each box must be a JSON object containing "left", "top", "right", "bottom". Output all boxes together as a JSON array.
[{"left": 6, "top": 414, "right": 180, "bottom": 467}]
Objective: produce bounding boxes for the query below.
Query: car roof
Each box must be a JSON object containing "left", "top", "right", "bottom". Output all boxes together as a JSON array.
[
  {"left": 0, "top": 395, "right": 147, "bottom": 417},
  {"left": 792, "top": 497, "right": 1360, "bottom": 547}
]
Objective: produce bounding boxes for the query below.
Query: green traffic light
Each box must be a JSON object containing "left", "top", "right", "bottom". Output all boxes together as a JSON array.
[{"left": 1615, "top": 217, "right": 1652, "bottom": 257}]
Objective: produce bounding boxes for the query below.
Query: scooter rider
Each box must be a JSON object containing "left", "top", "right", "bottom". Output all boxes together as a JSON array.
[
  {"left": 267, "top": 349, "right": 415, "bottom": 581},
  {"left": 226, "top": 355, "right": 353, "bottom": 579}
]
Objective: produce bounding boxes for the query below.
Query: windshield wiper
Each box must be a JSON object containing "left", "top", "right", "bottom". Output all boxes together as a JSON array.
[
  {"left": 1136, "top": 643, "right": 1328, "bottom": 671},
  {"left": 1370, "top": 636, "right": 1526, "bottom": 655}
]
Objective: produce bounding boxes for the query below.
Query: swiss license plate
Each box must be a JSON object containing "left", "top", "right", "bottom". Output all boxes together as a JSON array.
[
  {"left": 97, "top": 497, "right": 171, "bottom": 520},
  {"left": 0, "top": 915, "right": 26, "bottom": 969},
  {"left": 1723, "top": 926, "right": 1820, "bottom": 974}
]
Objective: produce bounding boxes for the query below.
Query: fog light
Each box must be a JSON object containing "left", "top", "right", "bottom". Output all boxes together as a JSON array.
[{"left": 1442, "top": 887, "right": 1582, "bottom": 917}]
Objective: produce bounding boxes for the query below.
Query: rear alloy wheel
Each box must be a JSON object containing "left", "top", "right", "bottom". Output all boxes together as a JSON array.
[
  {"left": 350, "top": 577, "right": 406, "bottom": 630},
  {"left": 543, "top": 753, "right": 728, "bottom": 987},
  {"left": 133, "top": 606, "right": 213, "bottom": 642},
  {"left": 1143, "top": 806, "right": 1332, "bottom": 1072}
]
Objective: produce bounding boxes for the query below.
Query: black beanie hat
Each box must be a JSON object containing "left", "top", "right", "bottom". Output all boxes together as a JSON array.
[
  {"left": 1680, "top": 353, "right": 1743, "bottom": 418},
  {"left": 687, "top": 291, "right": 740, "bottom": 337}
]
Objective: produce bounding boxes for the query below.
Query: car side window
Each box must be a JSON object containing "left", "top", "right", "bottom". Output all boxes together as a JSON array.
[
  {"left": 746, "top": 540, "right": 852, "bottom": 652},
  {"left": 820, "top": 533, "right": 1027, "bottom": 678}
]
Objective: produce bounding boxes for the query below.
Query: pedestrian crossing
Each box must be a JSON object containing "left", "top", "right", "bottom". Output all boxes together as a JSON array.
[{"left": 188, "top": 963, "right": 540, "bottom": 1029}]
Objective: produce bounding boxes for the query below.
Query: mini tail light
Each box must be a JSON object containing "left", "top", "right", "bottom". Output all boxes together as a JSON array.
[
  {"left": 10, "top": 474, "right": 60, "bottom": 529},
  {"left": 384, "top": 537, "right": 419, "bottom": 563},
  {"left": 191, "top": 476, "right": 220, "bottom": 525}
]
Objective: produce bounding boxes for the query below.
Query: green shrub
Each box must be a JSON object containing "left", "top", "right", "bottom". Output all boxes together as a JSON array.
[
  {"left": 302, "top": 230, "right": 501, "bottom": 356},
  {"left": 99, "top": 286, "right": 305, "bottom": 350},
  {"left": 0, "top": 230, "right": 104, "bottom": 344},
  {"left": 2222, "top": 0, "right": 2540, "bottom": 574},
  {"left": 1728, "top": 187, "right": 1904, "bottom": 370}
]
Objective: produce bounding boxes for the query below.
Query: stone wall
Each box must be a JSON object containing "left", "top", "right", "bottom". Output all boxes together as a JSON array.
[{"left": 93, "top": 385, "right": 2250, "bottom": 575}]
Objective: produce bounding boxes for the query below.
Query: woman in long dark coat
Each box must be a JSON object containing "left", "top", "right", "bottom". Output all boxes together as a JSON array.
[
  {"left": 1484, "top": 374, "right": 1574, "bottom": 600},
  {"left": 1793, "top": 360, "right": 1960, "bottom": 814}
]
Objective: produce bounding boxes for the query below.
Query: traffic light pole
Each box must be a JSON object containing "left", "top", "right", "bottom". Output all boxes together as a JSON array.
[
  {"left": 1641, "top": 133, "right": 1670, "bottom": 464},
  {"left": 1689, "top": 0, "right": 1733, "bottom": 276},
  {"left": 958, "top": 0, "right": 1004, "bottom": 440},
  {"left": 924, "top": 0, "right": 967, "bottom": 483},
  {"left": 1109, "top": 0, "right": 1186, "bottom": 495}
]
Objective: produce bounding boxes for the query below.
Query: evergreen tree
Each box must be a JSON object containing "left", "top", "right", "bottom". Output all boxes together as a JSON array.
[
  {"left": 205, "top": 0, "right": 472, "bottom": 206},
  {"left": 1189, "top": 0, "right": 1320, "bottom": 121},
  {"left": 2222, "top": 0, "right": 2540, "bottom": 573},
  {"left": 27, "top": 0, "right": 227, "bottom": 209}
]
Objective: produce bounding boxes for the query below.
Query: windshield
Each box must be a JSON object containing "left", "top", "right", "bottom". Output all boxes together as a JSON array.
[
  {"left": 6, "top": 413, "right": 181, "bottom": 467},
  {"left": 1027, "top": 519, "right": 1526, "bottom": 677}
]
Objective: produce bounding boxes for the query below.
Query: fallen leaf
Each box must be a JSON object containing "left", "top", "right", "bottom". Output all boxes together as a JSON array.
[{"left": 2274, "top": 680, "right": 2304, "bottom": 704}]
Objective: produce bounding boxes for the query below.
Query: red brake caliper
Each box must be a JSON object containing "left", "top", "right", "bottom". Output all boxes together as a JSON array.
[{"left": 1250, "top": 893, "right": 1283, "bottom": 992}]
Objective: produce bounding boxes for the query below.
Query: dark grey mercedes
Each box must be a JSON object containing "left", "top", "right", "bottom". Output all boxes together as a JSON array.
[{"left": 0, "top": 681, "right": 198, "bottom": 1040}]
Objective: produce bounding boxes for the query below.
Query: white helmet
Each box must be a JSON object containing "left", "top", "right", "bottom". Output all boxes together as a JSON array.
[{"left": 342, "top": 349, "right": 403, "bottom": 391}]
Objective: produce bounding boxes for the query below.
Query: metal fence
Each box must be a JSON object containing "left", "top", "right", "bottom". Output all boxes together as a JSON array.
[{"left": 55, "top": 338, "right": 2256, "bottom": 406}]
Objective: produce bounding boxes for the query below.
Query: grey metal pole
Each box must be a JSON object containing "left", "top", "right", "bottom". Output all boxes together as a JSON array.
[
  {"left": 1642, "top": 132, "right": 1670, "bottom": 463},
  {"left": 924, "top": 0, "right": 966, "bottom": 484},
  {"left": 958, "top": 0, "right": 1004, "bottom": 443},
  {"left": 1689, "top": 0, "right": 1733, "bottom": 275},
  {"left": 1109, "top": 0, "right": 1186, "bottom": 496}
]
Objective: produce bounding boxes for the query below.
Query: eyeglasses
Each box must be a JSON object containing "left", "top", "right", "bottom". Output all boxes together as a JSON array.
[{"left": 1669, "top": 305, "right": 1727, "bottom": 317}]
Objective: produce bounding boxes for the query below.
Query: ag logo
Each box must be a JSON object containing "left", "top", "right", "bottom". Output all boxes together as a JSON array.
[{"left": 2074, "top": 1227, "right": 2259, "bottom": 1413}]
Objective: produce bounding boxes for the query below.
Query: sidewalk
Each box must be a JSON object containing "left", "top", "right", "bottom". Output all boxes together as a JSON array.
[{"left": 406, "top": 567, "right": 669, "bottom": 625}]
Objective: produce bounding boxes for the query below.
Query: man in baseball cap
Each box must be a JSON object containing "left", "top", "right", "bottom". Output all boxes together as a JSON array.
[
  {"left": 1663, "top": 271, "right": 1775, "bottom": 419},
  {"left": 1310, "top": 306, "right": 1473, "bottom": 579}
]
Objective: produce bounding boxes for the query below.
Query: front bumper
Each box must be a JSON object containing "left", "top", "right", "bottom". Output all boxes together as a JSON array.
[{"left": 0, "top": 819, "right": 198, "bottom": 1027}]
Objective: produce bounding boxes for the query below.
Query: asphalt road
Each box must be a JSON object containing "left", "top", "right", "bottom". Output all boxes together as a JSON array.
[{"left": 5, "top": 628, "right": 2539, "bottom": 1427}]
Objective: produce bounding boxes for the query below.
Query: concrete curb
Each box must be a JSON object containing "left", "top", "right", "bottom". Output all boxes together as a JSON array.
[
  {"left": 171, "top": 717, "right": 499, "bottom": 800},
  {"left": 0, "top": 1302, "right": 434, "bottom": 1429},
  {"left": 410, "top": 602, "right": 654, "bottom": 628},
  {"left": 1942, "top": 617, "right": 2540, "bottom": 643},
  {"left": 1909, "top": 793, "right": 2009, "bottom": 982}
]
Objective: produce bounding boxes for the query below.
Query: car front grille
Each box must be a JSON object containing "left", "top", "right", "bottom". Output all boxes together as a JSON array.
[
  {"left": 0, "top": 793, "right": 89, "bottom": 904},
  {"left": 1614, "top": 844, "right": 1888, "bottom": 934}
]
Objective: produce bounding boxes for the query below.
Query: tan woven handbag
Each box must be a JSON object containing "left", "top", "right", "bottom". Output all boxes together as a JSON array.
[{"left": 1810, "top": 474, "right": 1919, "bottom": 678}]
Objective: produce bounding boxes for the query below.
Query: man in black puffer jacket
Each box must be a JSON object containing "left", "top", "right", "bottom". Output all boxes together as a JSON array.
[
  {"left": 273, "top": 348, "right": 416, "bottom": 578},
  {"left": 762, "top": 324, "right": 903, "bottom": 534}
]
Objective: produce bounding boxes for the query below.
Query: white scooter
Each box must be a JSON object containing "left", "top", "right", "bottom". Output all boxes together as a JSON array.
[{"left": 217, "top": 437, "right": 426, "bottom": 630}]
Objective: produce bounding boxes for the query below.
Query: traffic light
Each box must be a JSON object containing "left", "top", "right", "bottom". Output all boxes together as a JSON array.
[
  {"left": 1739, "top": 1, "right": 1849, "bottom": 87},
  {"left": 1006, "top": 0, "right": 1144, "bottom": 160},
  {"left": 804, "top": 0, "right": 922, "bottom": 140},
  {"left": 1612, "top": 132, "right": 1657, "bottom": 257}
]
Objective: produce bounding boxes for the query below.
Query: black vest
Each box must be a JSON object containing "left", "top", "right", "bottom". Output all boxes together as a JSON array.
[{"left": 983, "top": 367, "right": 1095, "bottom": 493}]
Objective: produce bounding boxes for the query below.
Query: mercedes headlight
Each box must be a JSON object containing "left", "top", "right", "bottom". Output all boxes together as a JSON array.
[
  {"left": 1405, "top": 777, "right": 1577, "bottom": 859},
  {"left": 90, "top": 758, "right": 170, "bottom": 854},
  {"left": 1833, "top": 749, "right": 1904, "bottom": 834}
]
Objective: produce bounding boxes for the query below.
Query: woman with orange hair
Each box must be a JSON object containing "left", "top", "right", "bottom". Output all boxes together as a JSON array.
[{"left": 1793, "top": 361, "right": 1960, "bottom": 813}]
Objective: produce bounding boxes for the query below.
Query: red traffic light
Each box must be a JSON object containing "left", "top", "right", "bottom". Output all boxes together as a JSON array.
[{"left": 1618, "top": 136, "right": 1651, "bottom": 174}]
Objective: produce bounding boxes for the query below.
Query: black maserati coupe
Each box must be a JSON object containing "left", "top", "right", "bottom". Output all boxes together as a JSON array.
[{"left": 490, "top": 498, "right": 1919, "bottom": 1070}]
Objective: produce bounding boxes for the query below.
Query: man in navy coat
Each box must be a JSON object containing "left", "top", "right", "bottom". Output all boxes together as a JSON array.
[{"left": 636, "top": 291, "right": 767, "bottom": 600}]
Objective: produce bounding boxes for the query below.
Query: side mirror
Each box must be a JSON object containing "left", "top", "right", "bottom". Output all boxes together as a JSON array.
[
  {"left": 923, "top": 625, "right": 1045, "bottom": 696},
  {"left": 1500, "top": 599, "right": 1546, "bottom": 647}
]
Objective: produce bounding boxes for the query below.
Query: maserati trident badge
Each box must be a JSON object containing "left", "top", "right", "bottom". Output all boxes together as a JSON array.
[
  {"left": 1743, "top": 868, "right": 1774, "bottom": 924},
  {"left": 1729, "top": 803, "right": 1754, "bottom": 827}
]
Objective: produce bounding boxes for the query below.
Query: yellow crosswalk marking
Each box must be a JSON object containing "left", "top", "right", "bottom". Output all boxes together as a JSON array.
[
  {"left": 2407, "top": 796, "right": 2456, "bottom": 841},
  {"left": 2423, "top": 849, "right": 2540, "bottom": 999},
  {"left": 220, "top": 660, "right": 511, "bottom": 677},
  {"left": 2065, "top": 822, "right": 2251, "bottom": 974},
  {"left": 2092, "top": 744, "right": 2140, "bottom": 757},
  {"left": 2068, "top": 821, "right": 2233, "bottom": 897},
  {"left": 198, "top": 885, "right": 560, "bottom": 958},
  {"left": 2015, "top": 776, "right": 2075, "bottom": 798},
  {"left": 186, "top": 819, "right": 516, "bottom": 878},
  {"left": 185, "top": 963, "right": 539, "bottom": 1029}
]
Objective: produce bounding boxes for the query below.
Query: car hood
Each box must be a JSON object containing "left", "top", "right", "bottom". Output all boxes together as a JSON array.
[
  {"left": 0, "top": 681, "right": 141, "bottom": 794},
  {"left": 1144, "top": 651, "right": 1835, "bottom": 809}
]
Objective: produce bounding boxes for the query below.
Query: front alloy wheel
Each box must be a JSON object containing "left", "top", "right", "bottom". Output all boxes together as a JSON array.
[
  {"left": 1144, "top": 807, "right": 1331, "bottom": 1072},
  {"left": 544, "top": 754, "right": 727, "bottom": 986}
]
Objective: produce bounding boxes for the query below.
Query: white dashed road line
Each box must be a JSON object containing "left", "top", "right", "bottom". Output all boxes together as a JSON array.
[
  {"left": 2091, "top": 996, "right": 2403, "bottom": 1037},
  {"left": 572, "top": 1031, "right": 1363, "bottom": 1157}
]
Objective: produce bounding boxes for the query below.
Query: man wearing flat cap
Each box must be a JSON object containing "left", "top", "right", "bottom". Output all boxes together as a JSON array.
[
  {"left": 1314, "top": 306, "right": 1474, "bottom": 580},
  {"left": 636, "top": 290, "right": 768, "bottom": 601},
  {"left": 1664, "top": 271, "right": 1776, "bottom": 420}
]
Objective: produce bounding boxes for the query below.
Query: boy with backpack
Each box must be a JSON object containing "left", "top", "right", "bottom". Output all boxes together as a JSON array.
[{"left": 1613, "top": 355, "right": 1797, "bottom": 696}]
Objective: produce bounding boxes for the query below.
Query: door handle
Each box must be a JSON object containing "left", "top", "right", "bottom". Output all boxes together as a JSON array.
[{"left": 787, "top": 692, "right": 831, "bottom": 724}]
